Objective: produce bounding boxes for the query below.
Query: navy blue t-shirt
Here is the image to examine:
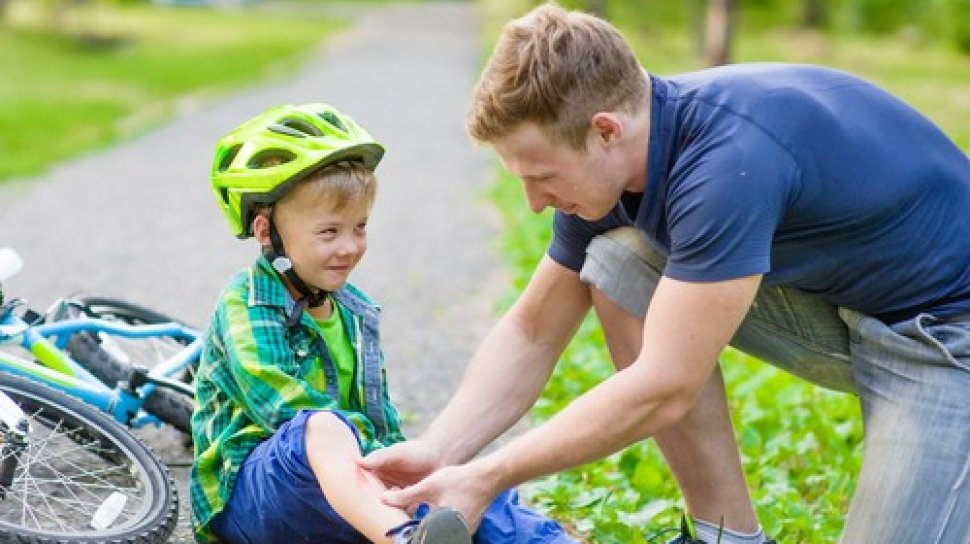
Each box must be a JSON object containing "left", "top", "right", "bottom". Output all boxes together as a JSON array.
[{"left": 549, "top": 64, "right": 970, "bottom": 323}]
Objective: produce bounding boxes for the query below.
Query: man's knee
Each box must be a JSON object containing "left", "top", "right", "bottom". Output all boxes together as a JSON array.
[{"left": 580, "top": 226, "right": 664, "bottom": 318}]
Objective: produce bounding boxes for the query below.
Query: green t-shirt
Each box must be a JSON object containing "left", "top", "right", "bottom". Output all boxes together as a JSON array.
[{"left": 314, "top": 301, "right": 356, "bottom": 410}]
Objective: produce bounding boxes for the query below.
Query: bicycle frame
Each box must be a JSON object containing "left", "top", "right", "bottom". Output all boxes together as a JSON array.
[{"left": 0, "top": 303, "right": 202, "bottom": 429}]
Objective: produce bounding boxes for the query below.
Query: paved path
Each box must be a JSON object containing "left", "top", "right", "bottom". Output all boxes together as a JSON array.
[{"left": 0, "top": 2, "right": 506, "bottom": 539}]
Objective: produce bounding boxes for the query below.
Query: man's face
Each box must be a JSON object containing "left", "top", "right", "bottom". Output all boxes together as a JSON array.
[{"left": 492, "top": 122, "right": 627, "bottom": 221}]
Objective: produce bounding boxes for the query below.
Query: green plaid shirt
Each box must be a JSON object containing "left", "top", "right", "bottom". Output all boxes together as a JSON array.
[{"left": 190, "top": 257, "right": 405, "bottom": 542}]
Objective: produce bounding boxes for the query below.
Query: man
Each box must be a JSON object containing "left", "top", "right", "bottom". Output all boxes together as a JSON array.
[{"left": 362, "top": 4, "right": 970, "bottom": 543}]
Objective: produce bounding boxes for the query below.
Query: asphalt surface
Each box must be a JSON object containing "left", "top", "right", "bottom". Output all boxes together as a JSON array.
[{"left": 0, "top": 2, "right": 507, "bottom": 540}]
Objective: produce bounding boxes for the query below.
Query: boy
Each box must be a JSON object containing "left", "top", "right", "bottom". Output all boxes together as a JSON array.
[{"left": 190, "top": 103, "right": 574, "bottom": 544}]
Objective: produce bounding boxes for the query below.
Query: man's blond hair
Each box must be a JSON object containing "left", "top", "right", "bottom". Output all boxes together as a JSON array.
[{"left": 467, "top": 2, "right": 648, "bottom": 151}]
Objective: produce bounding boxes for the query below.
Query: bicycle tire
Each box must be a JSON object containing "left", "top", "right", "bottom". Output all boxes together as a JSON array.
[
  {"left": 0, "top": 371, "right": 177, "bottom": 543},
  {"left": 54, "top": 296, "right": 196, "bottom": 435}
]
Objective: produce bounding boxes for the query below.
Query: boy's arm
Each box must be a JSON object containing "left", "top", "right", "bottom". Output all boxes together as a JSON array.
[{"left": 214, "top": 295, "right": 379, "bottom": 446}]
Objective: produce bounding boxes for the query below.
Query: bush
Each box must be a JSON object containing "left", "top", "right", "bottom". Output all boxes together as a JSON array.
[{"left": 948, "top": 0, "right": 970, "bottom": 52}]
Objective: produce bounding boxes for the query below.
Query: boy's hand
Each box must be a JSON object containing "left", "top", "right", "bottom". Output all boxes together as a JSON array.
[{"left": 358, "top": 440, "right": 443, "bottom": 489}]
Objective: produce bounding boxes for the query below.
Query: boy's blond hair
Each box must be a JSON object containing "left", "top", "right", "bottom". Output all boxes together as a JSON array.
[
  {"left": 467, "top": 2, "right": 648, "bottom": 151},
  {"left": 276, "top": 161, "right": 377, "bottom": 213}
]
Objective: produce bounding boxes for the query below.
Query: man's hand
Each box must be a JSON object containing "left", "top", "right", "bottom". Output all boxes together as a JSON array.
[
  {"left": 358, "top": 440, "right": 444, "bottom": 490},
  {"left": 381, "top": 461, "right": 498, "bottom": 531}
]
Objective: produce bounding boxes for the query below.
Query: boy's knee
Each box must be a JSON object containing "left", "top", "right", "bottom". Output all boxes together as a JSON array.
[
  {"left": 580, "top": 226, "right": 663, "bottom": 318},
  {"left": 305, "top": 411, "right": 356, "bottom": 442}
]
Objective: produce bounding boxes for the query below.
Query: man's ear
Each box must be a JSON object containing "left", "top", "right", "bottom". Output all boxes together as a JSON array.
[
  {"left": 590, "top": 112, "right": 622, "bottom": 146},
  {"left": 252, "top": 212, "right": 271, "bottom": 247}
]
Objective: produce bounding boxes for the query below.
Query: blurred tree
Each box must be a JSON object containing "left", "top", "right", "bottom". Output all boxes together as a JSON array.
[
  {"left": 948, "top": 0, "right": 970, "bottom": 53},
  {"left": 704, "top": 0, "right": 736, "bottom": 65},
  {"left": 586, "top": 0, "right": 605, "bottom": 18},
  {"left": 803, "top": 0, "right": 827, "bottom": 28},
  {"left": 851, "top": 0, "right": 909, "bottom": 34}
]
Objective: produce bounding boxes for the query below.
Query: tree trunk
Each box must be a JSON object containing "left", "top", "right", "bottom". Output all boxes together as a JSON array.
[
  {"left": 690, "top": 0, "right": 707, "bottom": 57},
  {"left": 803, "top": 0, "right": 826, "bottom": 28},
  {"left": 587, "top": 0, "right": 606, "bottom": 18},
  {"left": 0, "top": 0, "right": 9, "bottom": 22},
  {"left": 704, "top": 0, "right": 735, "bottom": 66}
]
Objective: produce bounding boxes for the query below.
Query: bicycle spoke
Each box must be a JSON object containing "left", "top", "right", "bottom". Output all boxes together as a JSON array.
[{"left": 0, "top": 405, "right": 146, "bottom": 533}]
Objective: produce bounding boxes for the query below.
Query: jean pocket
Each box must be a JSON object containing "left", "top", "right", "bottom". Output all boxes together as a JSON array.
[
  {"left": 841, "top": 309, "right": 958, "bottom": 373},
  {"left": 911, "top": 314, "right": 970, "bottom": 372}
]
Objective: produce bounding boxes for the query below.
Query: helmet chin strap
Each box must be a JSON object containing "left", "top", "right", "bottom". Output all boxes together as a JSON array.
[{"left": 263, "top": 219, "right": 329, "bottom": 328}]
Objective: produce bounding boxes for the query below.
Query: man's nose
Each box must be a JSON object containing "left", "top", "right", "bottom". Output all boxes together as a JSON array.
[{"left": 523, "top": 185, "right": 551, "bottom": 213}]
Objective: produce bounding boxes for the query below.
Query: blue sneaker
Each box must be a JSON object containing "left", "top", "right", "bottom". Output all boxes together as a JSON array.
[{"left": 387, "top": 506, "right": 472, "bottom": 544}]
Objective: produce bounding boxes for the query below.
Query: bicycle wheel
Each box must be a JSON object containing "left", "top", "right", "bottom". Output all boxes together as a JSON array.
[
  {"left": 54, "top": 296, "right": 196, "bottom": 435},
  {"left": 0, "top": 371, "right": 177, "bottom": 543}
]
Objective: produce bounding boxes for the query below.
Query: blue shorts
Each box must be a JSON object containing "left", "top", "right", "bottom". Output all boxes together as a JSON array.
[{"left": 209, "top": 410, "right": 575, "bottom": 544}]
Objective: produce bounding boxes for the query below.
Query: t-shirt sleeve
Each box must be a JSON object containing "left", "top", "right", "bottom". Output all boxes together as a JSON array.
[
  {"left": 547, "top": 208, "right": 627, "bottom": 272},
  {"left": 663, "top": 134, "right": 798, "bottom": 282}
]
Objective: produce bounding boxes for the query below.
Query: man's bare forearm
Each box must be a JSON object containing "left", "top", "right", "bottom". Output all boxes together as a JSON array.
[
  {"left": 419, "top": 257, "right": 593, "bottom": 466},
  {"left": 420, "top": 311, "right": 564, "bottom": 465}
]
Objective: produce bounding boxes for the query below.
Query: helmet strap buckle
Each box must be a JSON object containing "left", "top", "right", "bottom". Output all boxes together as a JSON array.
[
  {"left": 264, "top": 219, "right": 329, "bottom": 328},
  {"left": 271, "top": 256, "right": 293, "bottom": 274}
]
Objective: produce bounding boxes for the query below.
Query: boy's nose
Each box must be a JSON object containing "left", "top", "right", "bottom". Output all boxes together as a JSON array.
[{"left": 337, "top": 238, "right": 362, "bottom": 256}]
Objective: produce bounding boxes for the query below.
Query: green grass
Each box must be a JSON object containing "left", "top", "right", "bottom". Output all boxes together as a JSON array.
[
  {"left": 477, "top": 1, "right": 969, "bottom": 542},
  {"left": 0, "top": 1, "right": 345, "bottom": 181}
]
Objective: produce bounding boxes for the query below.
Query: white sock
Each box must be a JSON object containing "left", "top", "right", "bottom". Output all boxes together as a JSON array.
[{"left": 694, "top": 517, "right": 766, "bottom": 544}]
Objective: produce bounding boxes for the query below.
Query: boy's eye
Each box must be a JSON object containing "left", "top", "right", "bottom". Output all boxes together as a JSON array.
[{"left": 318, "top": 228, "right": 338, "bottom": 237}]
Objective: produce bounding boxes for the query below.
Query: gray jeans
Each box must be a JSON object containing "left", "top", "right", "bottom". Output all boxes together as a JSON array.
[{"left": 580, "top": 227, "right": 970, "bottom": 543}]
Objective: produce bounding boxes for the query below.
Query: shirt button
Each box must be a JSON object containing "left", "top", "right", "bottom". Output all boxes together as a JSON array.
[{"left": 295, "top": 349, "right": 307, "bottom": 358}]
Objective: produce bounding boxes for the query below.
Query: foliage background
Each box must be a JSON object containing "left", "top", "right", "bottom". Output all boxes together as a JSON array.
[
  {"left": 0, "top": 0, "right": 343, "bottom": 181},
  {"left": 477, "top": 1, "right": 970, "bottom": 542}
]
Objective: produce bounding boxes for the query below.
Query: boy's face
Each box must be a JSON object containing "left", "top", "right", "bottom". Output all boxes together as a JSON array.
[{"left": 267, "top": 192, "right": 370, "bottom": 293}]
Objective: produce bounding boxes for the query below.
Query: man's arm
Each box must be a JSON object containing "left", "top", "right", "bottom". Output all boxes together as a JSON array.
[
  {"left": 362, "top": 256, "right": 591, "bottom": 482},
  {"left": 382, "top": 274, "right": 761, "bottom": 525}
]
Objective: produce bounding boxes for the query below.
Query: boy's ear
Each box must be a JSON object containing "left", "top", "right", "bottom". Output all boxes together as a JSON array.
[{"left": 252, "top": 213, "right": 271, "bottom": 247}]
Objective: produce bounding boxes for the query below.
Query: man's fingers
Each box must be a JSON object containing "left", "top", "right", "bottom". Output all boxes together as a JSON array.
[
  {"left": 381, "top": 484, "right": 425, "bottom": 510},
  {"left": 359, "top": 447, "right": 404, "bottom": 472}
]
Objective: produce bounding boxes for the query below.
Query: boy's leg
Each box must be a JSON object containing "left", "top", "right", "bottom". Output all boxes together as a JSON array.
[
  {"left": 213, "top": 410, "right": 469, "bottom": 544},
  {"left": 306, "top": 412, "right": 472, "bottom": 544},
  {"left": 210, "top": 410, "right": 372, "bottom": 544},
  {"left": 304, "top": 411, "right": 411, "bottom": 542},
  {"left": 838, "top": 310, "right": 970, "bottom": 543}
]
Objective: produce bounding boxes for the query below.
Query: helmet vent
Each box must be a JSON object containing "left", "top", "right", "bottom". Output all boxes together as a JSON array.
[
  {"left": 268, "top": 123, "right": 308, "bottom": 138},
  {"left": 278, "top": 117, "right": 324, "bottom": 137},
  {"left": 217, "top": 145, "right": 242, "bottom": 172},
  {"left": 319, "top": 111, "right": 347, "bottom": 133},
  {"left": 248, "top": 149, "right": 296, "bottom": 169}
]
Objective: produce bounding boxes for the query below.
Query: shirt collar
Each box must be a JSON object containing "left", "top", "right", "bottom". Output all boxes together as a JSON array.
[{"left": 247, "top": 256, "right": 379, "bottom": 319}]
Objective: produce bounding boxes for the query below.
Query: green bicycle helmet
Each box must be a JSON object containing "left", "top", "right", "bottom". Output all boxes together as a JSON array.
[{"left": 211, "top": 103, "right": 385, "bottom": 239}]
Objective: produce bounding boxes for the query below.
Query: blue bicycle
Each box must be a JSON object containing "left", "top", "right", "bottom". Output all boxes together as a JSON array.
[{"left": 0, "top": 248, "right": 202, "bottom": 543}]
